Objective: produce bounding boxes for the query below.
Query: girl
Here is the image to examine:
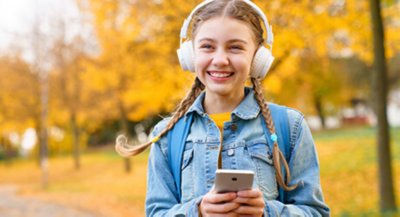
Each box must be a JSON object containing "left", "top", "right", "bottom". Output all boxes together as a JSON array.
[{"left": 116, "top": 0, "right": 330, "bottom": 216}]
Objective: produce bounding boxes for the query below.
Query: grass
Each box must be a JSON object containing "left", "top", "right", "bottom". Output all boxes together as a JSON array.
[
  {"left": 314, "top": 126, "right": 400, "bottom": 216},
  {"left": 0, "top": 126, "right": 399, "bottom": 216}
]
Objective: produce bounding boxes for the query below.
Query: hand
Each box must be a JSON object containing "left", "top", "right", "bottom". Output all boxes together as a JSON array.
[
  {"left": 232, "top": 189, "right": 265, "bottom": 217},
  {"left": 199, "top": 190, "right": 240, "bottom": 217}
]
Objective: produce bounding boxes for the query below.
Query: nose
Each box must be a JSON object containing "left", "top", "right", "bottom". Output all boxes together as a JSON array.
[{"left": 212, "top": 49, "right": 229, "bottom": 67}]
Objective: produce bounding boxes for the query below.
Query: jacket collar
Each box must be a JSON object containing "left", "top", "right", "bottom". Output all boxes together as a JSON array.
[{"left": 186, "top": 87, "right": 260, "bottom": 120}]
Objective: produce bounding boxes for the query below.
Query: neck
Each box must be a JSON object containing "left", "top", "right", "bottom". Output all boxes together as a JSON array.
[{"left": 203, "top": 90, "right": 245, "bottom": 114}]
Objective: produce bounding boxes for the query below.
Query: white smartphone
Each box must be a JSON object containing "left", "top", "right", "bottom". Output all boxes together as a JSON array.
[{"left": 213, "top": 169, "right": 254, "bottom": 193}]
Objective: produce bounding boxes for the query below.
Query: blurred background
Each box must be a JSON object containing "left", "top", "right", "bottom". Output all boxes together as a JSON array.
[{"left": 0, "top": 0, "right": 399, "bottom": 216}]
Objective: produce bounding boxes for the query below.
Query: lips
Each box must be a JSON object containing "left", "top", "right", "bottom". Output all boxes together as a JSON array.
[{"left": 207, "top": 71, "right": 234, "bottom": 78}]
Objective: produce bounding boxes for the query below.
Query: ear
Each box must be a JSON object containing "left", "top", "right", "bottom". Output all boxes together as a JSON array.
[
  {"left": 250, "top": 46, "right": 274, "bottom": 79},
  {"left": 177, "top": 40, "right": 196, "bottom": 72}
]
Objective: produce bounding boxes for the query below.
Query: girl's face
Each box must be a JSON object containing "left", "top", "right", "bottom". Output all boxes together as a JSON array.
[{"left": 193, "top": 17, "right": 257, "bottom": 99}]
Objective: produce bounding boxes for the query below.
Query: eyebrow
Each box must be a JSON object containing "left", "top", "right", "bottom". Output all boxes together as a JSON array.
[{"left": 197, "top": 38, "right": 248, "bottom": 44}]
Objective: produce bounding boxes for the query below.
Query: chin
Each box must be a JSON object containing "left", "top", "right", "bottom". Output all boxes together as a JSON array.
[{"left": 206, "top": 86, "right": 235, "bottom": 96}]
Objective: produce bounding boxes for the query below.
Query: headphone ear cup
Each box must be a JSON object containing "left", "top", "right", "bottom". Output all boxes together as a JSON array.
[
  {"left": 177, "top": 40, "right": 196, "bottom": 72},
  {"left": 251, "top": 46, "right": 275, "bottom": 79}
]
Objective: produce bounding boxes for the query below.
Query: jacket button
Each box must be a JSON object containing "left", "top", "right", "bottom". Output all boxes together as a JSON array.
[
  {"left": 230, "top": 124, "right": 237, "bottom": 131},
  {"left": 228, "top": 149, "right": 235, "bottom": 156}
]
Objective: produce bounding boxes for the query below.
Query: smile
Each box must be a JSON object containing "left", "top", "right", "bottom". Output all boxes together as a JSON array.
[{"left": 207, "top": 71, "right": 234, "bottom": 78}]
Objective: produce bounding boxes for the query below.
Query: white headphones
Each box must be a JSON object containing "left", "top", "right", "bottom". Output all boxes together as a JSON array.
[{"left": 176, "top": 0, "right": 275, "bottom": 80}]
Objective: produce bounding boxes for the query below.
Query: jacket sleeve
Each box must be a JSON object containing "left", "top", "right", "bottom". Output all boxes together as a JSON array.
[
  {"left": 264, "top": 110, "right": 330, "bottom": 217},
  {"left": 145, "top": 121, "right": 203, "bottom": 217}
]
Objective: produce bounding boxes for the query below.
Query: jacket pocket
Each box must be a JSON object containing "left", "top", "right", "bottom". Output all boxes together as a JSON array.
[
  {"left": 181, "top": 147, "right": 194, "bottom": 170},
  {"left": 247, "top": 142, "right": 279, "bottom": 199},
  {"left": 180, "top": 144, "right": 194, "bottom": 202}
]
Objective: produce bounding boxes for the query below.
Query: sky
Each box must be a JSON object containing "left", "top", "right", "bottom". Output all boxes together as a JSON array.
[
  {"left": 0, "top": 0, "right": 85, "bottom": 55},
  {"left": 0, "top": 0, "right": 36, "bottom": 38}
]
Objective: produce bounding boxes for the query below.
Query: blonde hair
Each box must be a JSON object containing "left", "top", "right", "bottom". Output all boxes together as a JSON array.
[
  {"left": 251, "top": 77, "right": 298, "bottom": 191},
  {"left": 116, "top": 77, "right": 204, "bottom": 156},
  {"left": 116, "top": 0, "right": 297, "bottom": 191},
  {"left": 191, "top": 0, "right": 264, "bottom": 46}
]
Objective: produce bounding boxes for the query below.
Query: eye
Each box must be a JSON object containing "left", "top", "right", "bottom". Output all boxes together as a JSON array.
[
  {"left": 230, "top": 45, "right": 244, "bottom": 51},
  {"left": 199, "top": 43, "right": 214, "bottom": 50}
]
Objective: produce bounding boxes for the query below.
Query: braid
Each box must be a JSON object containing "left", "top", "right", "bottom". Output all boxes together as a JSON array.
[
  {"left": 251, "top": 77, "right": 298, "bottom": 191},
  {"left": 115, "top": 77, "right": 204, "bottom": 157},
  {"left": 157, "top": 77, "right": 204, "bottom": 140}
]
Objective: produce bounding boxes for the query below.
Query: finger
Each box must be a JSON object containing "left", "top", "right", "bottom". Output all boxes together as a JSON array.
[
  {"left": 205, "top": 192, "right": 237, "bottom": 204},
  {"left": 234, "top": 205, "right": 264, "bottom": 215},
  {"left": 237, "top": 189, "right": 263, "bottom": 198},
  {"left": 233, "top": 197, "right": 262, "bottom": 205},
  {"left": 235, "top": 189, "right": 263, "bottom": 206},
  {"left": 207, "top": 212, "right": 239, "bottom": 217},
  {"left": 203, "top": 201, "right": 240, "bottom": 213},
  {"left": 233, "top": 196, "right": 250, "bottom": 204}
]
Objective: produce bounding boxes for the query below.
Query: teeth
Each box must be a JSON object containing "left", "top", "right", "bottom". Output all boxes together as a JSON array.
[{"left": 209, "top": 72, "right": 231, "bottom": 78}]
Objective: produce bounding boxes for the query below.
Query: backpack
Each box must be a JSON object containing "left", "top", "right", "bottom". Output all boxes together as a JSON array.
[{"left": 167, "top": 103, "right": 290, "bottom": 203}]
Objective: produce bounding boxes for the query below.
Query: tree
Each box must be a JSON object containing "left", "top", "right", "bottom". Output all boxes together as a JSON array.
[
  {"left": 80, "top": 0, "right": 400, "bottom": 141},
  {"left": 0, "top": 55, "right": 40, "bottom": 161},
  {"left": 369, "top": 0, "right": 397, "bottom": 212},
  {"left": 50, "top": 20, "right": 86, "bottom": 170},
  {"left": 254, "top": 0, "right": 367, "bottom": 123}
]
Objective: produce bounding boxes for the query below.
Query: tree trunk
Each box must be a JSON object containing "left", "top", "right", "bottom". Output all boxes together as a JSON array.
[
  {"left": 71, "top": 112, "right": 81, "bottom": 170},
  {"left": 71, "top": 62, "right": 82, "bottom": 170},
  {"left": 119, "top": 101, "right": 131, "bottom": 173},
  {"left": 39, "top": 73, "right": 49, "bottom": 189},
  {"left": 369, "top": 0, "right": 396, "bottom": 212},
  {"left": 33, "top": 0, "right": 49, "bottom": 189},
  {"left": 1, "top": 134, "right": 11, "bottom": 165},
  {"left": 314, "top": 94, "right": 326, "bottom": 129}
]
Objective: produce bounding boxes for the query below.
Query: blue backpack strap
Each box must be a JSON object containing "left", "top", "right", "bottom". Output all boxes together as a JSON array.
[
  {"left": 260, "top": 103, "right": 290, "bottom": 202},
  {"left": 167, "top": 113, "right": 194, "bottom": 202},
  {"left": 167, "top": 104, "right": 289, "bottom": 203}
]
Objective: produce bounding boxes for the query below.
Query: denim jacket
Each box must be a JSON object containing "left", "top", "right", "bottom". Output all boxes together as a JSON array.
[{"left": 146, "top": 88, "right": 330, "bottom": 216}]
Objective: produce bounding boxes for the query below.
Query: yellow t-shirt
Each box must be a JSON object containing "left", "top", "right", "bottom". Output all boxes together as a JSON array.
[
  {"left": 209, "top": 112, "right": 231, "bottom": 170},
  {"left": 208, "top": 112, "right": 231, "bottom": 131}
]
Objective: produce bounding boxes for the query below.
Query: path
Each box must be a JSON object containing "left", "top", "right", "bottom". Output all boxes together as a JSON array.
[{"left": 0, "top": 185, "right": 101, "bottom": 217}]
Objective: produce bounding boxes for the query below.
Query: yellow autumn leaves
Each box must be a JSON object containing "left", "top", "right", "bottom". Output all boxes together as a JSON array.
[{"left": 0, "top": 0, "right": 399, "bottom": 145}]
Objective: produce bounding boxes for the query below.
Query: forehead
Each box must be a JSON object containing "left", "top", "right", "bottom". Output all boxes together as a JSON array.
[{"left": 194, "top": 17, "right": 256, "bottom": 43}]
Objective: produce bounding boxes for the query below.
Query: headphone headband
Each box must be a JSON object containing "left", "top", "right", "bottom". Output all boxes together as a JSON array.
[{"left": 179, "top": 0, "right": 273, "bottom": 47}]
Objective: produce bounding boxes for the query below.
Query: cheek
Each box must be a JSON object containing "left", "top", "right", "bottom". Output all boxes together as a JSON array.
[
  {"left": 194, "top": 53, "right": 210, "bottom": 71},
  {"left": 232, "top": 55, "right": 253, "bottom": 73}
]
